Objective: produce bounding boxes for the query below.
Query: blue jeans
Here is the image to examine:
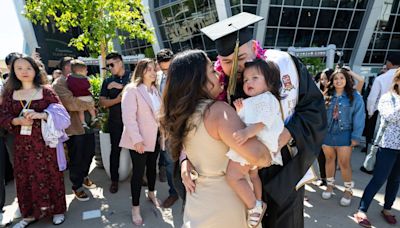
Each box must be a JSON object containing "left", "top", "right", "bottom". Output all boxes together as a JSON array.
[
  {"left": 159, "top": 150, "right": 177, "bottom": 196},
  {"left": 359, "top": 147, "right": 400, "bottom": 212}
]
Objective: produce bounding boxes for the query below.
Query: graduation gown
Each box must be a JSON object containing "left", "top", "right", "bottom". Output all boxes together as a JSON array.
[{"left": 258, "top": 55, "right": 327, "bottom": 228}]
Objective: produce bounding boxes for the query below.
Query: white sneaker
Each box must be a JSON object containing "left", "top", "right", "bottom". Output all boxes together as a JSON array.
[
  {"left": 340, "top": 196, "right": 352, "bottom": 206},
  {"left": 321, "top": 191, "right": 333, "bottom": 200}
]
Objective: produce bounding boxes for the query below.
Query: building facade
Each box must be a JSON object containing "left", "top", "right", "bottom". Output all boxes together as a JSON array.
[{"left": 123, "top": 0, "right": 399, "bottom": 74}]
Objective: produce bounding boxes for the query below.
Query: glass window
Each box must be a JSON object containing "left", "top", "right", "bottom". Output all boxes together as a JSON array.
[
  {"left": 277, "top": 29, "right": 295, "bottom": 46},
  {"left": 329, "top": 31, "right": 346, "bottom": 48},
  {"left": 394, "top": 15, "right": 400, "bottom": 32},
  {"left": 243, "top": 6, "right": 257, "bottom": 14},
  {"left": 351, "top": 11, "right": 365, "bottom": 29},
  {"left": 392, "top": 0, "right": 400, "bottom": 14},
  {"left": 172, "top": 4, "right": 185, "bottom": 21},
  {"left": 158, "top": 26, "right": 168, "bottom": 40},
  {"left": 340, "top": 50, "right": 352, "bottom": 63},
  {"left": 154, "top": 0, "right": 159, "bottom": 8},
  {"left": 294, "top": 29, "right": 312, "bottom": 47},
  {"left": 270, "top": 0, "right": 283, "bottom": 5},
  {"left": 356, "top": 0, "right": 369, "bottom": 9},
  {"left": 377, "top": 15, "right": 396, "bottom": 32},
  {"left": 231, "top": 6, "right": 241, "bottom": 15},
  {"left": 374, "top": 33, "right": 390, "bottom": 49},
  {"left": 345, "top": 31, "right": 358, "bottom": 48},
  {"left": 368, "top": 33, "right": 376, "bottom": 49},
  {"left": 180, "top": 40, "right": 192, "bottom": 51},
  {"left": 321, "top": 0, "right": 339, "bottom": 8},
  {"left": 203, "top": 35, "right": 216, "bottom": 50},
  {"left": 302, "top": 0, "right": 320, "bottom": 7},
  {"left": 243, "top": 0, "right": 258, "bottom": 4},
  {"left": 389, "top": 34, "right": 400, "bottom": 49},
  {"left": 230, "top": 0, "right": 241, "bottom": 6},
  {"left": 299, "top": 9, "right": 317, "bottom": 28},
  {"left": 284, "top": 0, "right": 302, "bottom": 6},
  {"left": 163, "top": 41, "right": 171, "bottom": 49},
  {"left": 363, "top": 50, "right": 371, "bottom": 63},
  {"left": 171, "top": 42, "right": 181, "bottom": 53},
  {"left": 339, "top": 0, "right": 356, "bottom": 8},
  {"left": 264, "top": 28, "right": 277, "bottom": 46},
  {"left": 161, "top": 7, "right": 173, "bottom": 23},
  {"left": 183, "top": 0, "right": 197, "bottom": 18},
  {"left": 155, "top": 11, "right": 163, "bottom": 24},
  {"left": 317, "top": 10, "right": 336, "bottom": 28},
  {"left": 334, "top": 11, "right": 354, "bottom": 29},
  {"left": 370, "top": 51, "right": 386, "bottom": 64},
  {"left": 280, "top": 8, "right": 300, "bottom": 27},
  {"left": 312, "top": 30, "right": 330, "bottom": 47},
  {"left": 267, "top": 7, "right": 281, "bottom": 26},
  {"left": 191, "top": 35, "right": 204, "bottom": 50}
]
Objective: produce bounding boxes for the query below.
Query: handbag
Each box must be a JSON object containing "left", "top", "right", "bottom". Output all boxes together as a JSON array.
[
  {"left": 363, "top": 120, "right": 388, "bottom": 171},
  {"left": 363, "top": 93, "right": 396, "bottom": 171}
]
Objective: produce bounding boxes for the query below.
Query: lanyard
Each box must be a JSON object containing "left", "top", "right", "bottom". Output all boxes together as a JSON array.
[{"left": 18, "top": 89, "right": 40, "bottom": 117}]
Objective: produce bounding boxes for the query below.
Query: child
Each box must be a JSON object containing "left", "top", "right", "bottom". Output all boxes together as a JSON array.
[
  {"left": 66, "top": 60, "right": 97, "bottom": 128},
  {"left": 226, "top": 59, "right": 284, "bottom": 228}
]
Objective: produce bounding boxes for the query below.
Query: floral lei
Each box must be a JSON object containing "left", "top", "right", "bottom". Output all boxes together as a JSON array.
[{"left": 214, "top": 41, "right": 267, "bottom": 101}]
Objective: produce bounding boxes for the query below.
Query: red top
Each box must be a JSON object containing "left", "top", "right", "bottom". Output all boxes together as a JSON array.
[{"left": 66, "top": 74, "right": 91, "bottom": 97}]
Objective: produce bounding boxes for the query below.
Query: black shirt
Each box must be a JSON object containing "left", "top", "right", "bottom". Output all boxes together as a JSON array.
[{"left": 100, "top": 71, "right": 130, "bottom": 124}]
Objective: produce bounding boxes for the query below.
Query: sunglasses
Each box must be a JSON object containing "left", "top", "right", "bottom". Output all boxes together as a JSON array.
[{"left": 106, "top": 60, "right": 120, "bottom": 69}]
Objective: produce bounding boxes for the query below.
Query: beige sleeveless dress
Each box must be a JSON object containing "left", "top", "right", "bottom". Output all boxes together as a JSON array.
[{"left": 182, "top": 100, "right": 248, "bottom": 228}]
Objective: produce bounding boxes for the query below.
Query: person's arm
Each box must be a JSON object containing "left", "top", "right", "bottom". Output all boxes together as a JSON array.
[
  {"left": 233, "top": 123, "right": 264, "bottom": 145},
  {"left": 52, "top": 77, "right": 93, "bottom": 112},
  {"left": 348, "top": 70, "right": 365, "bottom": 93},
  {"left": 211, "top": 101, "right": 271, "bottom": 167},
  {"left": 99, "top": 80, "right": 123, "bottom": 108},
  {"left": 262, "top": 56, "right": 327, "bottom": 207},
  {"left": 366, "top": 79, "right": 381, "bottom": 117},
  {"left": 351, "top": 93, "right": 366, "bottom": 145}
]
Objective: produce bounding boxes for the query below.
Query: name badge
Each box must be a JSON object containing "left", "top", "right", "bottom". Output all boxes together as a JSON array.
[{"left": 20, "top": 109, "right": 34, "bottom": 136}]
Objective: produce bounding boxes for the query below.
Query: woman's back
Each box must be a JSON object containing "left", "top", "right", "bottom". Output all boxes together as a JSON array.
[{"left": 183, "top": 99, "right": 249, "bottom": 228}]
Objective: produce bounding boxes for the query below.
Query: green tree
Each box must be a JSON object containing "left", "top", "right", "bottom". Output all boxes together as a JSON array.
[
  {"left": 24, "top": 0, "right": 154, "bottom": 77},
  {"left": 300, "top": 57, "right": 326, "bottom": 76}
]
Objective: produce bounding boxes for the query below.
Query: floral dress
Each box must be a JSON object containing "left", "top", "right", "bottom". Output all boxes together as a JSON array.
[{"left": 0, "top": 86, "right": 66, "bottom": 219}]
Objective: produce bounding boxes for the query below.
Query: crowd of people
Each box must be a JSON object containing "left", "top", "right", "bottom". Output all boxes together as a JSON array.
[{"left": 0, "top": 12, "right": 399, "bottom": 228}]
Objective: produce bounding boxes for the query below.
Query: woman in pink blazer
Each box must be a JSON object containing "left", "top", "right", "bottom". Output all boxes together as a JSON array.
[{"left": 119, "top": 58, "right": 161, "bottom": 226}]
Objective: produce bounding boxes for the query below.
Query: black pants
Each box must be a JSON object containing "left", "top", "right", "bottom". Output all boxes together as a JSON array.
[
  {"left": 129, "top": 148, "right": 160, "bottom": 206},
  {"left": 0, "top": 137, "right": 5, "bottom": 211},
  {"left": 66, "top": 133, "right": 95, "bottom": 191},
  {"left": 317, "top": 149, "right": 326, "bottom": 179},
  {"left": 109, "top": 122, "right": 123, "bottom": 182}
]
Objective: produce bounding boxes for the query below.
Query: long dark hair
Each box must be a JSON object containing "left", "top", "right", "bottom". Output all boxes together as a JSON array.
[
  {"left": 159, "top": 50, "right": 212, "bottom": 161},
  {"left": 131, "top": 58, "right": 156, "bottom": 87},
  {"left": 320, "top": 68, "right": 334, "bottom": 91},
  {"left": 243, "top": 59, "right": 281, "bottom": 101},
  {"left": 5, "top": 56, "right": 44, "bottom": 92},
  {"left": 324, "top": 68, "right": 355, "bottom": 107}
]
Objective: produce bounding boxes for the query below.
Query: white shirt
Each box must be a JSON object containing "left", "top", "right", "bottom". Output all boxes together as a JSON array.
[
  {"left": 367, "top": 68, "right": 398, "bottom": 116},
  {"left": 147, "top": 90, "right": 161, "bottom": 115}
]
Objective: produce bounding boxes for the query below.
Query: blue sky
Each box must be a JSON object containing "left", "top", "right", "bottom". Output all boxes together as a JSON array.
[{"left": 0, "top": 0, "right": 24, "bottom": 59}]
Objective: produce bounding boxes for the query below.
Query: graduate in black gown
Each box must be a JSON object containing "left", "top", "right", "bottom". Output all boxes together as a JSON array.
[{"left": 200, "top": 12, "right": 327, "bottom": 228}]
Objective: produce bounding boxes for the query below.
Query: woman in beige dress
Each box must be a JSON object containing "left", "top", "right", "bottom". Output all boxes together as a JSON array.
[{"left": 160, "top": 50, "right": 271, "bottom": 228}]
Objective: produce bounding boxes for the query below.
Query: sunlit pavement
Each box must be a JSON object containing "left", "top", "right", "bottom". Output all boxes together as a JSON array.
[{"left": 3, "top": 145, "right": 399, "bottom": 227}]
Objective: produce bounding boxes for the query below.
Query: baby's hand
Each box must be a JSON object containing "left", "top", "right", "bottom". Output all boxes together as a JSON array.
[
  {"left": 233, "top": 129, "right": 249, "bottom": 146},
  {"left": 233, "top": 98, "right": 243, "bottom": 112}
]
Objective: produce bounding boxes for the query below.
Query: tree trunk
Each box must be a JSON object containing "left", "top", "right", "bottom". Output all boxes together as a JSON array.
[{"left": 100, "top": 41, "right": 107, "bottom": 78}]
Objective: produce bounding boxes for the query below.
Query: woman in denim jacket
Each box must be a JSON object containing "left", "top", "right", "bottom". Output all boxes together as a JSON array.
[
  {"left": 321, "top": 68, "right": 365, "bottom": 206},
  {"left": 354, "top": 69, "right": 400, "bottom": 227}
]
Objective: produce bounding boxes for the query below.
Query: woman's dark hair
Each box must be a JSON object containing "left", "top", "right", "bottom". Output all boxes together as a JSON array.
[
  {"left": 324, "top": 68, "right": 355, "bottom": 107},
  {"left": 160, "top": 50, "right": 212, "bottom": 161},
  {"left": 6, "top": 56, "right": 44, "bottom": 92},
  {"left": 243, "top": 59, "right": 282, "bottom": 101},
  {"left": 130, "top": 58, "right": 156, "bottom": 86},
  {"left": 320, "top": 68, "right": 334, "bottom": 91}
]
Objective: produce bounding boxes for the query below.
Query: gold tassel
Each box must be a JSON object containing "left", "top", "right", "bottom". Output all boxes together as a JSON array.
[{"left": 227, "top": 39, "right": 240, "bottom": 104}]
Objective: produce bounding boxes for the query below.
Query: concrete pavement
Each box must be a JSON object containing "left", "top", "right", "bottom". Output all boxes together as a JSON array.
[{"left": 2, "top": 145, "right": 399, "bottom": 227}]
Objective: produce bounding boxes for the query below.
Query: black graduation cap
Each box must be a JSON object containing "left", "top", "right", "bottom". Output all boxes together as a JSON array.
[{"left": 200, "top": 12, "right": 263, "bottom": 57}]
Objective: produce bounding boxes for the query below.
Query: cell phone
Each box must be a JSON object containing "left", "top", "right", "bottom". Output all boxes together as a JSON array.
[{"left": 337, "top": 60, "right": 344, "bottom": 68}]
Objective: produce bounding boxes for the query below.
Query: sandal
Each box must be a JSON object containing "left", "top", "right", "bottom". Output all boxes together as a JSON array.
[
  {"left": 247, "top": 200, "right": 267, "bottom": 228},
  {"left": 12, "top": 218, "right": 36, "bottom": 228},
  {"left": 146, "top": 191, "right": 161, "bottom": 208},
  {"left": 52, "top": 214, "right": 65, "bottom": 225},
  {"left": 381, "top": 210, "right": 397, "bottom": 225},
  {"left": 340, "top": 181, "right": 354, "bottom": 207},
  {"left": 354, "top": 212, "right": 371, "bottom": 228}
]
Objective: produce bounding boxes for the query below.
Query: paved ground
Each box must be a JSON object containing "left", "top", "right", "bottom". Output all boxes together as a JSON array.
[{"left": 2, "top": 145, "right": 399, "bottom": 227}]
